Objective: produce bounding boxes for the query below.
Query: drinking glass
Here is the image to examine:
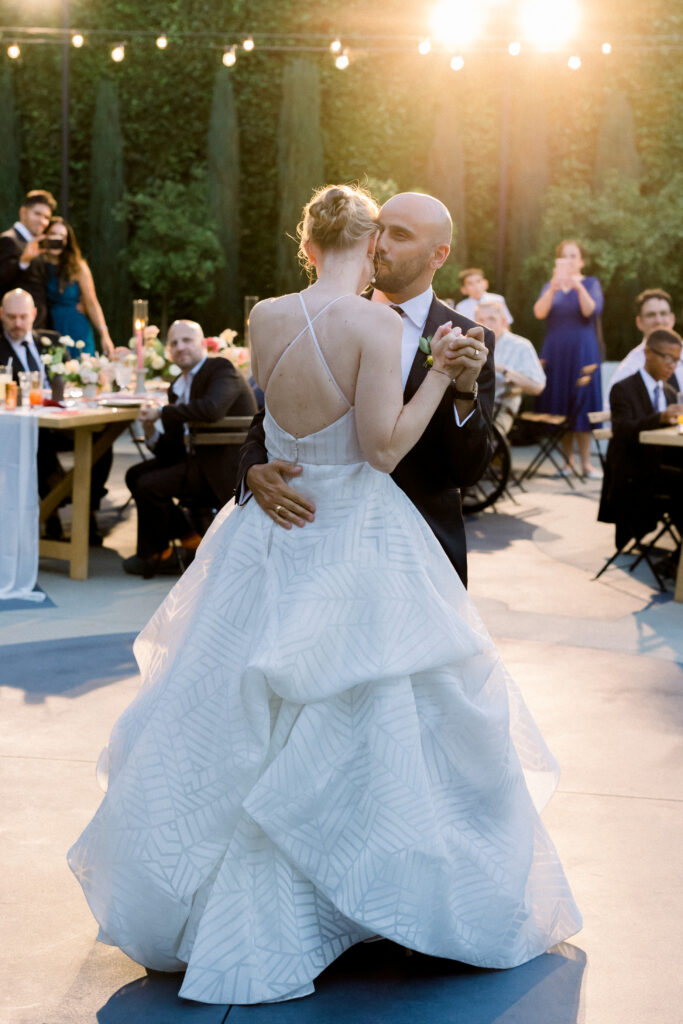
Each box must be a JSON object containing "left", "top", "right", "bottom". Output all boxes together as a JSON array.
[
  {"left": 17, "top": 371, "right": 32, "bottom": 406},
  {"left": 114, "top": 362, "right": 133, "bottom": 391},
  {"left": 29, "top": 371, "right": 44, "bottom": 406},
  {"left": 0, "top": 365, "right": 10, "bottom": 405}
]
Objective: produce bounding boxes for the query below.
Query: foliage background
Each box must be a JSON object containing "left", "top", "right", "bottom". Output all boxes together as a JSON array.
[{"left": 2, "top": 0, "right": 682, "bottom": 354}]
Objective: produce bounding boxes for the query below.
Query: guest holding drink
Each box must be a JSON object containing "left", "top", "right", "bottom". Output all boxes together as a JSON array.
[
  {"left": 43, "top": 217, "right": 115, "bottom": 358},
  {"left": 533, "top": 239, "right": 603, "bottom": 479}
]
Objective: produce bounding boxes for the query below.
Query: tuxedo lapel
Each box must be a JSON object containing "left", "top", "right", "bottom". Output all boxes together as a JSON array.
[{"left": 404, "top": 296, "right": 454, "bottom": 401}]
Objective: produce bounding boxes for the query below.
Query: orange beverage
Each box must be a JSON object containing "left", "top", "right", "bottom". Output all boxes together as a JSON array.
[
  {"left": 29, "top": 387, "right": 44, "bottom": 406},
  {"left": 5, "top": 381, "right": 17, "bottom": 410}
]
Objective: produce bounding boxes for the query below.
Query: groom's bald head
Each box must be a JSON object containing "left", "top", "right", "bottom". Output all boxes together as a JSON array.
[{"left": 374, "top": 192, "right": 452, "bottom": 301}]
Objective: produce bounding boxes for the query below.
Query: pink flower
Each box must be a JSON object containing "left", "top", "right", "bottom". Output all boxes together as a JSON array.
[{"left": 205, "top": 337, "right": 219, "bottom": 353}]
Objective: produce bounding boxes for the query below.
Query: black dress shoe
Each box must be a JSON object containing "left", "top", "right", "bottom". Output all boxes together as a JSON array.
[{"left": 122, "top": 550, "right": 182, "bottom": 579}]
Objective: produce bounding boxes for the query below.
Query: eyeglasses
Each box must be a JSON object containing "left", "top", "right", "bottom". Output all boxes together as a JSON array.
[{"left": 648, "top": 348, "right": 682, "bottom": 367}]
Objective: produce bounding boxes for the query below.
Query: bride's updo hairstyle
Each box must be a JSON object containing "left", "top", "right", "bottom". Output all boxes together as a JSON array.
[{"left": 298, "top": 184, "right": 379, "bottom": 273}]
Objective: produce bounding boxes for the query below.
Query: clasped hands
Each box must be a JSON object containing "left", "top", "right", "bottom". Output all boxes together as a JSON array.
[{"left": 431, "top": 322, "right": 487, "bottom": 392}]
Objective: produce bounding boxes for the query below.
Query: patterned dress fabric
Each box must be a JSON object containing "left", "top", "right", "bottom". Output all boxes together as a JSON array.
[
  {"left": 68, "top": 303, "right": 581, "bottom": 1005},
  {"left": 534, "top": 276, "right": 604, "bottom": 431}
]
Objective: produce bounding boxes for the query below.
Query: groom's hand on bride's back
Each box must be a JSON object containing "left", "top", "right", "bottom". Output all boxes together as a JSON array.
[{"left": 245, "top": 461, "right": 316, "bottom": 529}]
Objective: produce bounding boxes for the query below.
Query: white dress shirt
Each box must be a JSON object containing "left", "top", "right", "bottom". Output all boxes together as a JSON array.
[
  {"left": 13, "top": 221, "right": 34, "bottom": 271},
  {"left": 639, "top": 367, "right": 667, "bottom": 413},
  {"left": 146, "top": 356, "right": 206, "bottom": 450}
]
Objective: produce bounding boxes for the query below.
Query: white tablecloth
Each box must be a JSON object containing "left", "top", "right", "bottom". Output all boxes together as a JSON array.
[{"left": 0, "top": 409, "right": 46, "bottom": 602}]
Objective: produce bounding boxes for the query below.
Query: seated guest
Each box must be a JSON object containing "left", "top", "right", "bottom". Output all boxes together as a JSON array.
[
  {"left": 0, "top": 190, "right": 56, "bottom": 329},
  {"left": 0, "top": 287, "right": 112, "bottom": 542},
  {"left": 124, "top": 319, "right": 257, "bottom": 577},
  {"left": 455, "top": 267, "right": 513, "bottom": 325},
  {"left": 608, "top": 289, "right": 683, "bottom": 399},
  {"left": 475, "top": 299, "right": 546, "bottom": 435},
  {"left": 598, "top": 329, "right": 683, "bottom": 550}
]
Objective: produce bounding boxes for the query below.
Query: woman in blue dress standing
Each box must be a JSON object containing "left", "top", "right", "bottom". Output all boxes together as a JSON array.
[
  {"left": 44, "top": 217, "right": 115, "bottom": 358},
  {"left": 533, "top": 239, "right": 603, "bottom": 479}
]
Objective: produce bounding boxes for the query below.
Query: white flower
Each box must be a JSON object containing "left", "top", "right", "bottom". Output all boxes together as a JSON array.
[
  {"left": 40, "top": 335, "right": 53, "bottom": 347},
  {"left": 75, "top": 340, "right": 86, "bottom": 350},
  {"left": 143, "top": 325, "right": 160, "bottom": 340},
  {"left": 168, "top": 364, "right": 181, "bottom": 377},
  {"left": 40, "top": 354, "right": 52, "bottom": 365},
  {"left": 52, "top": 362, "right": 66, "bottom": 374},
  {"left": 151, "top": 354, "right": 165, "bottom": 370},
  {"left": 81, "top": 368, "right": 98, "bottom": 384},
  {"left": 219, "top": 328, "right": 238, "bottom": 345},
  {"left": 59, "top": 335, "right": 75, "bottom": 349}
]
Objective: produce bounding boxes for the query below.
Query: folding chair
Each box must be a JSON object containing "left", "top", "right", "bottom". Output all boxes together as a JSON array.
[
  {"left": 587, "top": 410, "right": 612, "bottom": 472},
  {"left": 515, "top": 364, "right": 598, "bottom": 489},
  {"left": 594, "top": 512, "right": 681, "bottom": 592}
]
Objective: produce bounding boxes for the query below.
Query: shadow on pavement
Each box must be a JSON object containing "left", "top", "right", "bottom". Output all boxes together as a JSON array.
[{"left": 4, "top": 632, "right": 138, "bottom": 701}]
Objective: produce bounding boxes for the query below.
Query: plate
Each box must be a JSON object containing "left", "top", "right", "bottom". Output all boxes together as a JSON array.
[{"left": 98, "top": 395, "right": 147, "bottom": 407}]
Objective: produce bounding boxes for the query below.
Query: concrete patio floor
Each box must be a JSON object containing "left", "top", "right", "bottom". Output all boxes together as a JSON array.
[{"left": 1, "top": 435, "right": 681, "bottom": 1023}]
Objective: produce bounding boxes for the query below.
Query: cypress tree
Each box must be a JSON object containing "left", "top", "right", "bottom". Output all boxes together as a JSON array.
[
  {"left": 0, "top": 71, "right": 21, "bottom": 228},
  {"left": 425, "top": 91, "right": 467, "bottom": 265},
  {"left": 275, "top": 59, "right": 324, "bottom": 294},
  {"left": 206, "top": 68, "right": 240, "bottom": 332},
  {"left": 594, "top": 90, "right": 641, "bottom": 191},
  {"left": 89, "top": 79, "right": 129, "bottom": 344}
]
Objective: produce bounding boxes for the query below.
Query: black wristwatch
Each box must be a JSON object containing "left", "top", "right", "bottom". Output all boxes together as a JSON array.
[{"left": 452, "top": 381, "right": 478, "bottom": 402}]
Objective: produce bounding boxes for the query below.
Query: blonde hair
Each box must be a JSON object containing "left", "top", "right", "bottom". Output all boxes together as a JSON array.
[{"left": 298, "top": 184, "right": 379, "bottom": 272}]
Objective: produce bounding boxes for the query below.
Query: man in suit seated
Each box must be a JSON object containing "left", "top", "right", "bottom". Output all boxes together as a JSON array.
[
  {"left": 0, "top": 190, "right": 56, "bottom": 328},
  {"left": 123, "top": 319, "right": 257, "bottom": 577},
  {"left": 598, "top": 329, "right": 683, "bottom": 551}
]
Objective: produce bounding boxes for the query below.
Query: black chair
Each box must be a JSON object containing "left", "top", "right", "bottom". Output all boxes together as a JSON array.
[
  {"left": 461, "top": 423, "right": 514, "bottom": 514},
  {"left": 514, "top": 364, "right": 598, "bottom": 489},
  {"left": 587, "top": 410, "right": 612, "bottom": 472},
  {"left": 178, "top": 415, "right": 254, "bottom": 537}
]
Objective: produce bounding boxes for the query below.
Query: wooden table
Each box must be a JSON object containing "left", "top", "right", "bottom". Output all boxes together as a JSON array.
[
  {"left": 38, "top": 404, "right": 140, "bottom": 580},
  {"left": 639, "top": 425, "right": 683, "bottom": 601}
]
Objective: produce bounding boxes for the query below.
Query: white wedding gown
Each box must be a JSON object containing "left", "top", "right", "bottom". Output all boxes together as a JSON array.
[{"left": 68, "top": 296, "right": 581, "bottom": 1005}]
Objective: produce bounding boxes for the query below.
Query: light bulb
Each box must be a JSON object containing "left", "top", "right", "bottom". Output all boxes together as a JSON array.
[
  {"left": 72, "top": 33, "right": 84, "bottom": 48},
  {"left": 242, "top": 36, "right": 254, "bottom": 51},
  {"left": 330, "top": 39, "right": 342, "bottom": 53},
  {"left": 156, "top": 35, "right": 168, "bottom": 50},
  {"left": 450, "top": 55, "right": 464, "bottom": 71},
  {"left": 508, "top": 41, "right": 521, "bottom": 56},
  {"left": 222, "top": 46, "right": 237, "bottom": 67},
  {"left": 568, "top": 54, "right": 581, "bottom": 70},
  {"left": 111, "top": 44, "right": 125, "bottom": 62},
  {"left": 418, "top": 38, "right": 431, "bottom": 55},
  {"left": 8, "top": 43, "right": 20, "bottom": 59},
  {"left": 601, "top": 42, "right": 612, "bottom": 54},
  {"left": 335, "top": 52, "right": 350, "bottom": 70}
]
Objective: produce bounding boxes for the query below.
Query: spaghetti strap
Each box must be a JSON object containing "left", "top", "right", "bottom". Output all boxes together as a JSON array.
[
  {"left": 297, "top": 293, "right": 351, "bottom": 407},
  {"left": 266, "top": 293, "right": 352, "bottom": 403}
]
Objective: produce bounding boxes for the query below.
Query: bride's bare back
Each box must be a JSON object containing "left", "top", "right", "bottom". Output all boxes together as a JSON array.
[{"left": 250, "top": 288, "right": 397, "bottom": 439}]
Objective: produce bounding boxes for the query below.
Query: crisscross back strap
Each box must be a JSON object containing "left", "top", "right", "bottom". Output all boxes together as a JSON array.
[{"left": 266, "top": 294, "right": 350, "bottom": 406}]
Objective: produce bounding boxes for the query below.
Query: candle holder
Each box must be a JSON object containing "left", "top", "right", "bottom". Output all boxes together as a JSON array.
[{"left": 132, "top": 299, "right": 149, "bottom": 394}]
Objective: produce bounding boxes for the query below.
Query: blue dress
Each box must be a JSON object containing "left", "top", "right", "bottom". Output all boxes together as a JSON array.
[
  {"left": 535, "top": 276, "right": 603, "bottom": 431},
  {"left": 46, "top": 265, "right": 95, "bottom": 356}
]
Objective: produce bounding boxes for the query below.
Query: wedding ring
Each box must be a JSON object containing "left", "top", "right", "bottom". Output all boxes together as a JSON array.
[{"left": 274, "top": 505, "right": 285, "bottom": 516}]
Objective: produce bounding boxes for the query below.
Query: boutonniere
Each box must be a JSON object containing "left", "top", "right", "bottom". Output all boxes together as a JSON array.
[{"left": 418, "top": 334, "right": 433, "bottom": 368}]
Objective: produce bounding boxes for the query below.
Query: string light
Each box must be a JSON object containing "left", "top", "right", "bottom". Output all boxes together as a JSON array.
[
  {"left": 71, "top": 33, "right": 84, "bottom": 48},
  {"left": 508, "top": 41, "right": 521, "bottom": 56},
  {"left": 242, "top": 36, "right": 254, "bottom": 51},
  {"left": 521, "top": 0, "right": 579, "bottom": 50},
  {"left": 111, "top": 44, "right": 125, "bottom": 62},
  {"left": 156, "top": 35, "right": 168, "bottom": 50},
  {"left": 432, "top": 1, "right": 485, "bottom": 47},
  {"left": 568, "top": 54, "right": 581, "bottom": 69},
  {"left": 418, "top": 38, "right": 431, "bottom": 55},
  {"left": 335, "top": 50, "right": 350, "bottom": 70},
  {"left": 450, "top": 55, "right": 465, "bottom": 71},
  {"left": 329, "top": 39, "right": 342, "bottom": 53},
  {"left": 222, "top": 45, "right": 237, "bottom": 67},
  {"left": 601, "top": 42, "right": 612, "bottom": 54},
  {"left": 8, "top": 43, "right": 21, "bottom": 59}
]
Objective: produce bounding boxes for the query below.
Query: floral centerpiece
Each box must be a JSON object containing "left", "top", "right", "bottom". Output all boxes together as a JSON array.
[
  {"left": 205, "top": 328, "right": 251, "bottom": 376},
  {"left": 127, "top": 324, "right": 180, "bottom": 382},
  {"left": 40, "top": 336, "right": 110, "bottom": 398}
]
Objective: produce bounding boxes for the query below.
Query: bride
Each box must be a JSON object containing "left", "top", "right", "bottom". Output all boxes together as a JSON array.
[{"left": 68, "top": 184, "right": 581, "bottom": 1006}]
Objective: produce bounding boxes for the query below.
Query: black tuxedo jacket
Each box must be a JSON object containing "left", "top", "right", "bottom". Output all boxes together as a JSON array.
[
  {"left": 236, "top": 295, "right": 495, "bottom": 587},
  {"left": 156, "top": 357, "right": 257, "bottom": 506},
  {"left": 0, "top": 228, "right": 49, "bottom": 327},
  {"left": 0, "top": 330, "right": 61, "bottom": 382},
  {"left": 598, "top": 371, "right": 679, "bottom": 540}
]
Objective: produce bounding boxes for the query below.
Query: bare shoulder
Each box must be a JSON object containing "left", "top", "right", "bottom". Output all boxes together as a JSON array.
[{"left": 332, "top": 296, "right": 402, "bottom": 337}]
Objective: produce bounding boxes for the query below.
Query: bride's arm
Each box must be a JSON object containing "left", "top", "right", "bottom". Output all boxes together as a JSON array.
[{"left": 355, "top": 308, "right": 458, "bottom": 473}]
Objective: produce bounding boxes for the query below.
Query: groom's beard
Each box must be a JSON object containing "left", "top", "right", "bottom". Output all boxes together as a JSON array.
[{"left": 374, "top": 253, "right": 430, "bottom": 295}]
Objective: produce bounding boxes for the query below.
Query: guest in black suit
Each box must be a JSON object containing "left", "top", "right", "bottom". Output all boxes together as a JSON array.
[
  {"left": 0, "top": 190, "right": 56, "bottom": 328},
  {"left": 123, "top": 319, "right": 257, "bottom": 577},
  {"left": 237, "top": 192, "right": 495, "bottom": 587},
  {"left": 598, "top": 329, "right": 683, "bottom": 548}
]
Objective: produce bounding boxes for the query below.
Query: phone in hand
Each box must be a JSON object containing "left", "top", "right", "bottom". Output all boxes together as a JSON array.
[
  {"left": 40, "top": 239, "right": 64, "bottom": 251},
  {"left": 554, "top": 257, "right": 571, "bottom": 286}
]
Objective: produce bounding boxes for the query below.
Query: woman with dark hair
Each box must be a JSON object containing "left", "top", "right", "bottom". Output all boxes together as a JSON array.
[
  {"left": 44, "top": 217, "right": 114, "bottom": 357},
  {"left": 533, "top": 239, "right": 603, "bottom": 478}
]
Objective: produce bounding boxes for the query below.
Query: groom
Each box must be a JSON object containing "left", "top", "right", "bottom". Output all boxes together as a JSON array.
[{"left": 236, "top": 192, "right": 495, "bottom": 587}]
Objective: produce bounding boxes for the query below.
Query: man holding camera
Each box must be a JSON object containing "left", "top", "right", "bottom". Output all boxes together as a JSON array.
[{"left": 0, "top": 189, "right": 57, "bottom": 329}]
